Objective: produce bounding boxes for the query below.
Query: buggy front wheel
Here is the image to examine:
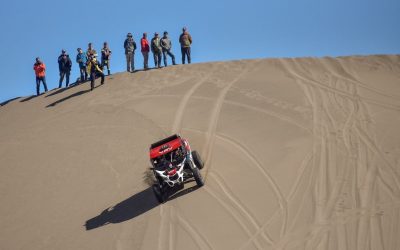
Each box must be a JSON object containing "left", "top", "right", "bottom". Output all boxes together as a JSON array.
[
  {"left": 192, "top": 167, "right": 204, "bottom": 187},
  {"left": 192, "top": 150, "right": 204, "bottom": 169}
]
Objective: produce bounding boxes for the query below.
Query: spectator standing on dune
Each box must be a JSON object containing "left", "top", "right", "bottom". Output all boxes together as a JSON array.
[
  {"left": 160, "top": 31, "right": 176, "bottom": 67},
  {"left": 86, "top": 56, "right": 104, "bottom": 91},
  {"left": 179, "top": 27, "right": 192, "bottom": 64},
  {"left": 124, "top": 33, "right": 136, "bottom": 72},
  {"left": 151, "top": 32, "right": 162, "bottom": 68},
  {"left": 33, "top": 57, "right": 48, "bottom": 95},
  {"left": 101, "top": 42, "right": 112, "bottom": 75},
  {"left": 141, "top": 33, "right": 150, "bottom": 69},
  {"left": 58, "top": 49, "right": 72, "bottom": 88},
  {"left": 76, "top": 48, "right": 88, "bottom": 83}
]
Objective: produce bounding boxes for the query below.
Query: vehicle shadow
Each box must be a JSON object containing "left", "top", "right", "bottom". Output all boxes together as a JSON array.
[{"left": 85, "top": 182, "right": 199, "bottom": 231}]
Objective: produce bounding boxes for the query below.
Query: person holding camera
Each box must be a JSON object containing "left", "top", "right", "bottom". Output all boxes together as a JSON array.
[
  {"left": 86, "top": 55, "right": 104, "bottom": 91},
  {"left": 58, "top": 49, "right": 72, "bottom": 88},
  {"left": 101, "top": 42, "right": 112, "bottom": 75}
]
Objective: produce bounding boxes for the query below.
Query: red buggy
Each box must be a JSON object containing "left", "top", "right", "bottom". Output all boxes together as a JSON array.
[{"left": 149, "top": 134, "right": 204, "bottom": 203}]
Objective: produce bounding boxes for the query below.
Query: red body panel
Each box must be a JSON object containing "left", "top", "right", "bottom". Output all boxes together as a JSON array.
[{"left": 150, "top": 138, "right": 182, "bottom": 159}]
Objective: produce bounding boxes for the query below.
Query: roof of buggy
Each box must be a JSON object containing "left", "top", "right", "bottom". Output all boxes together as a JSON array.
[{"left": 150, "top": 134, "right": 183, "bottom": 159}]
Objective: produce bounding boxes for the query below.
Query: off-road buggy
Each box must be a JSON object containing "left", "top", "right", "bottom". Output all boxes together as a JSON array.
[{"left": 149, "top": 134, "right": 204, "bottom": 203}]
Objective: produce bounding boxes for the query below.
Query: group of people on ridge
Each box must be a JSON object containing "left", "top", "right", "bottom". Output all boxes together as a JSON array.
[{"left": 33, "top": 27, "right": 192, "bottom": 95}]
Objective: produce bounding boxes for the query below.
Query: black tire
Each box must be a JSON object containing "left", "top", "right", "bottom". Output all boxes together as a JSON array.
[
  {"left": 192, "top": 150, "right": 204, "bottom": 169},
  {"left": 152, "top": 185, "right": 168, "bottom": 203},
  {"left": 192, "top": 167, "right": 204, "bottom": 187}
]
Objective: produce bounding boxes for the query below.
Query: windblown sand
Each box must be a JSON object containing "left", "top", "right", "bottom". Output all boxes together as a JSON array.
[{"left": 1, "top": 55, "right": 400, "bottom": 249}]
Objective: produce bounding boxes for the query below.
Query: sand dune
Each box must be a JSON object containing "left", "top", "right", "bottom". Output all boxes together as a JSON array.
[{"left": 0, "top": 55, "right": 399, "bottom": 249}]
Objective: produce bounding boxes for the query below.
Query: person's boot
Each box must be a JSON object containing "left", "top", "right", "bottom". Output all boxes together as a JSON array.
[{"left": 108, "top": 69, "right": 110, "bottom": 75}]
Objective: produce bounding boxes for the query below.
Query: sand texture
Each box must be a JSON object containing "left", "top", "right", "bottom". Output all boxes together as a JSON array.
[{"left": 1, "top": 55, "right": 400, "bottom": 250}]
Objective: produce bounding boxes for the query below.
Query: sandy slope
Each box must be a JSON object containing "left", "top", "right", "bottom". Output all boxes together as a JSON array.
[{"left": 0, "top": 55, "right": 399, "bottom": 250}]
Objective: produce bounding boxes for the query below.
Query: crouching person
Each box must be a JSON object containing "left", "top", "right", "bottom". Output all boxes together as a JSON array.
[{"left": 86, "top": 56, "right": 104, "bottom": 91}]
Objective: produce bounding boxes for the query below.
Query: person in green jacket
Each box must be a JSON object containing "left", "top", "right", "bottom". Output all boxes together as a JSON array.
[{"left": 151, "top": 32, "right": 162, "bottom": 68}]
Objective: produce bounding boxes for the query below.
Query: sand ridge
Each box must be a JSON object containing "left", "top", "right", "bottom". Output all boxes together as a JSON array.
[{"left": 0, "top": 55, "right": 399, "bottom": 249}]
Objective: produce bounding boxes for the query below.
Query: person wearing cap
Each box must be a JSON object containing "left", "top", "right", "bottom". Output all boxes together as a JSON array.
[
  {"left": 33, "top": 57, "right": 48, "bottom": 95},
  {"left": 124, "top": 33, "right": 137, "bottom": 72},
  {"left": 141, "top": 33, "right": 150, "bottom": 69},
  {"left": 151, "top": 32, "right": 162, "bottom": 68},
  {"left": 101, "top": 42, "right": 112, "bottom": 75},
  {"left": 76, "top": 48, "right": 88, "bottom": 82},
  {"left": 179, "top": 27, "right": 193, "bottom": 64},
  {"left": 86, "top": 55, "right": 105, "bottom": 91},
  {"left": 58, "top": 49, "right": 72, "bottom": 88},
  {"left": 87, "top": 43, "right": 97, "bottom": 58},
  {"left": 160, "top": 31, "right": 176, "bottom": 67}
]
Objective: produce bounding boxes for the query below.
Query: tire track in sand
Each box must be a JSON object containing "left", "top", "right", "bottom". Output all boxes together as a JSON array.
[
  {"left": 157, "top": 66, "right": 218, "bottom": 250},
  {"left": 208, "top": 171, "right": 274, "bottom": 245}
]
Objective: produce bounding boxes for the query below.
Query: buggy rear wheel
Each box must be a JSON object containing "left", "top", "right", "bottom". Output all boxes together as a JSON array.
[{"left": 192, "top": 150, "right": 204, "bottom": 169}]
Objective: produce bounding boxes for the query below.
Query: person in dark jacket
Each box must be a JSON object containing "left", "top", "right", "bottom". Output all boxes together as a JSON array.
[
  {"left": 101, "top": 42, "right": 112, "bottom": 75},
  {"left": 124, "top": 33, "right": 136, "bottom": 72},
  {"left": 33, "top": 57, "right": 48, "bottom": 95},
  {"left": 160, "top": 31, "right": 176, "bottom": 67},
  {"left": 86, "top": 56, "right": 104, "bottom": 91},
  {"left": 58, "top": 49, "right": 72, "bottom": 88},
  {"left": 76, "top": 48, "right": 88, "bottom": 83},
  {"left": 179, "top": 27, "right": 193, "bottom": 64},
  {"left": 151, "top": 32, "right": 162, "bottom": 68}
]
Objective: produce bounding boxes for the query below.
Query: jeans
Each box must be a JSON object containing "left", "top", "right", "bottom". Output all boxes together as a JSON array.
[
  {"left": 79, "top": 66, "right": 88, "bottom": 82},
  {"left": 90, "top": 71, "right": 105, "bottom": 91},
  {"left": 126, "top": 53, "right": 134, "bottom": 72},
  {"left": 181, "top": 47, "right": 191, "bottom": 64},
  {"left": 162, "top": 49, "right": 176, "bottom": 66},
  {"left": 36, "top": 76, "right": 48, "bottom": 95},
  {"left": 101, "top": 59, "right": 110, "bottom": 75},
  {"left": 142, "top": 51, "right": 149, "bottom": 69},
  {"left": 59, "top": 71, "right": 70, "bottom": 88},
  {"left": 153, "top": 52, "right": 162, "bottom": 68}
]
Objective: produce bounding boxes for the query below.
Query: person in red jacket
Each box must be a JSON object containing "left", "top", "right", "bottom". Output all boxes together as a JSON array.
[
  {"left": 33, "top": 57, "right": 48, "bottom": 96},
  {"left": 141, "top": 33, "right": 150, "bottom": 69}
]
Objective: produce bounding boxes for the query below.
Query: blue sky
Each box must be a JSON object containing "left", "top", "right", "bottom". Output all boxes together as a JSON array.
[{"left": 0, "top": 0, "right": 399, "bottom": 102}]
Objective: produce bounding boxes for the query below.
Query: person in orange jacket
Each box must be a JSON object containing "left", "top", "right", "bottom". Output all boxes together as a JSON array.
[
  {"left": 141, "top": 33, "right": 150, "bottom": 69},
  {"left": 33, "top": 57, "right": 48, "bottom": 96}
]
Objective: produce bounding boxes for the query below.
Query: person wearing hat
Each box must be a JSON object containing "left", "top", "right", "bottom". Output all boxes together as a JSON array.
[
  {"left": 179, "top": 27, "right": 192, "bottom": 64},
  {"left": 141, "top": 33, "right": 150, "bottom": 69},
  {"left": 101, "top": 42, "right": 112, "bottom": 75},
  {"left": 33, "top": 57, "right": 48, "bottom": 95},
  {"left": 58, "top": 49, "right": 72, "bottom": 88},
  {"left": 151, "top": 32, "right": 162, "bottom": 68},
  {"left": 160, "top": 31, "right": 176, "bottom": 67},
  {"left": 86, "top": 55, "right": 105, "bottom": 91},
  {"left": 76, "top": 48, "right": 88, "bottom": 82},
  {"left": 124, "top": 33, "right": 137, "bottom": 72}
]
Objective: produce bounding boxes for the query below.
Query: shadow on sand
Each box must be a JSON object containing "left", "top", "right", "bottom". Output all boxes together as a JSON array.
[
  {"left": 85, "top": 181, "right": 199, "bottom": 231},
  {"left": 1, "top": 97, "right": 20, "bottom": 106},
  {"left": 46, "top": 89, "right": 90, "bottom": 107}
]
